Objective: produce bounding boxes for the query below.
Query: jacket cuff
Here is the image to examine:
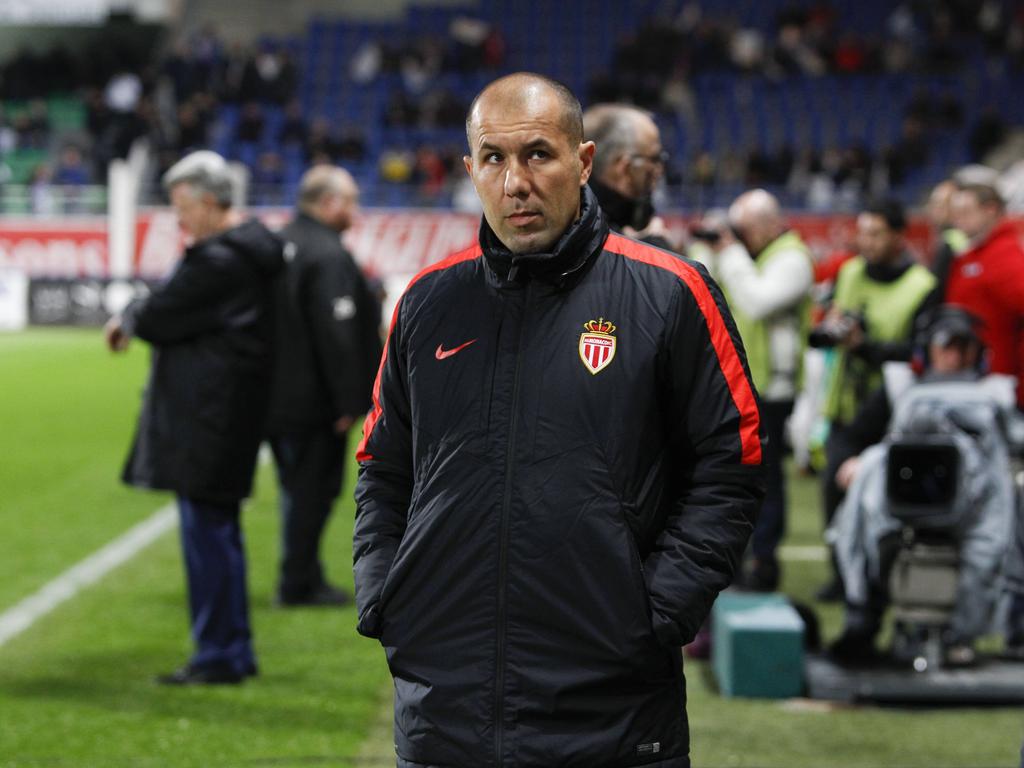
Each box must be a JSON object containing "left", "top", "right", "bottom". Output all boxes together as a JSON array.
[
  {"left": 651, "top": 608, "right": 685, "bottom": 647},
  {"left": 356, "top": 603, "right": 382, "bottom": 639},
  {"left": 119, "top": 299, "right": 142, "bottom": 337}
]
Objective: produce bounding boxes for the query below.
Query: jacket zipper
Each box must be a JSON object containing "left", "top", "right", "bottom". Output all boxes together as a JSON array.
[{"left": 495, "top": 278, "right": 529, "bottom": 767}]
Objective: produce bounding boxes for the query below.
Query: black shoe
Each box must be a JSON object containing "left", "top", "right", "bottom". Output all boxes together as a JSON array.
[
  {"left": 827, "top": 628, "right": 880, "bottom": 666},
  {"left": 276, "top": 582, "right": 352, "bottom": 608},
  {"left": 814, "top": 578, "right": 845, "bottom": 603},
  {"left": 155, "top": 663, "right": 244, "bottom": 686}
]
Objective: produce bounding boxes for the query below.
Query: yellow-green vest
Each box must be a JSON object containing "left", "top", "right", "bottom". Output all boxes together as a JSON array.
[{"left": 823, "top": 257, "right": 936, "bottom": 423}]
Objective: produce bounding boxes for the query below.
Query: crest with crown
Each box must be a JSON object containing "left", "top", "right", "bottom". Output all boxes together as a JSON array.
[
  {"left": 579, "top": 317, "right": 617, "bottom": 375},
  {"left": 582, "top": 318, "right": 616, "bottom": 335}
]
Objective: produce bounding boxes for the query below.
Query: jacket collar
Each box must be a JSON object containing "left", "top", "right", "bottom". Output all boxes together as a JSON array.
[
  {"left": 479, "top": 185, "right": 609, "bottom": 289},
  {"left": 864, "top": 250, "right": 916, "bottom": 283},
  {"left": 964, "top": 220, "right": 1019, "bottom": 254},
  {"left": 588, "top": 179, "right": 654, "bottom": 232}
]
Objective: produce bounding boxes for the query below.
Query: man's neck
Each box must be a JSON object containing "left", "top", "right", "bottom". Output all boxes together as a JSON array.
[{"left": 968, "top": 222, "right": 997, "bottom": 247}]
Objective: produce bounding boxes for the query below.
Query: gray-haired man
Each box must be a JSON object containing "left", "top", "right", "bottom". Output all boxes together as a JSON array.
[{"left": 106, "top": 150, "right": 284, "bottom": 684}]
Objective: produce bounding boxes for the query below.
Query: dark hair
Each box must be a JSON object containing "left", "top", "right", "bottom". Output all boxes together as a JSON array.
[
  {"left": 863, "top": 198, "right": 907, "bottom": 231},
  {"left": 465, "top": 72, "right": 583, "bottom": 148}
]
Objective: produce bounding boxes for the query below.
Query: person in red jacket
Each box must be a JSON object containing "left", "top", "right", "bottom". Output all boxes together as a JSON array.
[{"left": 947, "top": 181, "right": 1024, "bottom": 408}]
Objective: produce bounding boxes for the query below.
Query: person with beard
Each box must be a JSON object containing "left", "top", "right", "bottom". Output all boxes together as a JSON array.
[
  {"left": 813, "top": 199, "right": 936, "bottom": 601},
  {"left": 582, "top": 103, "right": 676, "bottom": 251}
]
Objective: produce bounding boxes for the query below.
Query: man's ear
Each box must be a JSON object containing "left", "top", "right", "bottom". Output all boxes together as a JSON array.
[
  {"left": 578, "top": 141, "right": 596, "bottom": 185},
  {"left": 463, "top": 155, "right": 473, "bottom": 177}
]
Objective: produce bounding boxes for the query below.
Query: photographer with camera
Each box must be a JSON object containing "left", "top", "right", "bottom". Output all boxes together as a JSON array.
[
  {"left": 814, "top": 199, "right": 936, "bottom": 601},
  {"left": 828, "top": 307, "right": 1022, "bottom": 665},
  {"left": 700, "top": 189, "right": 814, "bottom": 591}
]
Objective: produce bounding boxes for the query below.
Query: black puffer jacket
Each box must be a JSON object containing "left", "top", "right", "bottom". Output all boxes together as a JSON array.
[
  {"left": 121, "top": 219, "right": 284, "bottom": 504},
  {"left": 266, "top": 211, "right": 382, "bottom": 434},
  {"left": 354, "top": 189, "right": 764, "bottom": 768}
]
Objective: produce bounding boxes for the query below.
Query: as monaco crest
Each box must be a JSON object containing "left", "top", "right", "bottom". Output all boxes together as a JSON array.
[{"left": 579, "top": 318, "right": 617, "bottom": 375}]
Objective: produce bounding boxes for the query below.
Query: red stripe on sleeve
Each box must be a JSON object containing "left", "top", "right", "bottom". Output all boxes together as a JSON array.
[
  {"left": 356, "top": 242, "right": 484, "bottom": 462},
  {"left": 603, "top": 233, "right": 763, "bottom": 465}
]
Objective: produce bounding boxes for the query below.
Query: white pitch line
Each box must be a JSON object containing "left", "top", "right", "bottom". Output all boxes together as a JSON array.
[
  {"left": 778, "top": 544, "right": 828, "bottom": 562},
  {"left": 0, "top": 503, "right": 178, "bottom": 648}
]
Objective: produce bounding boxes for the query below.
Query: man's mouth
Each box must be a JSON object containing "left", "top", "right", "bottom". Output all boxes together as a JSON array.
[{"left": 507, "top": 211, "right": 540, "bottom": 226}]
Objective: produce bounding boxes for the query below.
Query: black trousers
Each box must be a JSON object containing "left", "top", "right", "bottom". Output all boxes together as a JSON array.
[
  {"left": 269, "top": 426, "right": 348, "bottom": 599},
  {"left": 751, "top": 399, "right": 793, "bottom": 561}
]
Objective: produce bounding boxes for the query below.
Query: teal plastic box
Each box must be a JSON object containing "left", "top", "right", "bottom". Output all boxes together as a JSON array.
[{"left": 711, "top": 591, "right": 805, "bottom": 698}]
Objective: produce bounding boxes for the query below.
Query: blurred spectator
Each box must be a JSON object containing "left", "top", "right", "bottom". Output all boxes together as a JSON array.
[
  {"left": 813, "top": 199, "right": 936, "bottom": 601},
  {"left": 252, "top": 151, "right": 285, "bottom": 205},
  {"left": 104, "top": 71, "right": 142, "bottom": 114},
  {"left": 236, "top": 102, "right": 265, "bottom": 144},
  {"left": 583, "top": 103, "right": 675, "bottom": 249},
  {"left": 449, "top": 16, "right": 504, "bottom": 71},
  {"left": 238, "top": 44, "right": 296, "bottom": 104},
  {"left": 419, "top": 89, "right": 466, "bottom": 128},
  {"left": 711, "top": 189, "right": 814, "bottom": 591},
  {"left": 884, "top": 116, "right": 929, "bottom": 185},
  {"left": 176, "top": 100, "right": 209, "bottom": 152},
  {"left": 52, "top": 146, "right": 91, "bottom": 186},
  {"left": 29, "top": 164, "right": 56, "bottom": 215},
  {"left": 925, "top": 179, "right": 968, "bottom": 287},
  {"left": 335, "top": 127, "right": 367, "bottom": 164},
  {"left": 968, "top": 108, "right": 1007, "bottom": 163},
  {"left": 384, "top": 90, "right": 419, "bottom": 127},
  {"left": 0, "top": 106, "right": 16, "bottom": 154},
  {"left": 350, "top": 41, "right": 382, "bottom": 84},
  {"left": 946, "top": 181, "right": 1024, "bottom": 408},
  {"left": 379, "top": 149, "right": 414, "bottom": 183},
  {"left": 14, "top": 100, "right": 50, "bottom": 149},
  {"left": 279, "top": 100, "right": 307, "bottom": 147},
  {"left": 412, "top": 146, "right": 447, "bottom": 199}
]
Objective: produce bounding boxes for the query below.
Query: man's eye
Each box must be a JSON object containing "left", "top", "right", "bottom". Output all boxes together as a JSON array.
[
  {"left": 484, "top": 153, "right": 503, "bottom": 163},
  {"left": 530, "top": 149, "right": 549, "bottom": 160}
]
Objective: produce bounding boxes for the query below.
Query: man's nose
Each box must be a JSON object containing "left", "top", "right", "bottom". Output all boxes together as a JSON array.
[{"left": 504, "top": 160, "right": 530, "bottom": 198}]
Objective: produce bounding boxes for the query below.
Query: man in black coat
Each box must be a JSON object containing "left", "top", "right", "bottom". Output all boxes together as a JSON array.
[
  {"left": 266, "top": 165, "right": 382, "bottom": 606},
  {"left": 583, "top": 102, "right": 677, "bottom": 251},
  {"left": 105, "top": 150, "right": 284, "bottom": 685},
  {"left": 353, "top": 73, "right": 764, "bottom": 767}
]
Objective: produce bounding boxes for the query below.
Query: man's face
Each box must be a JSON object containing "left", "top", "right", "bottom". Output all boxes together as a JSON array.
[
  {"left": 323, "top": 181, "right": 359, "bottom": 232},
  {"left": 623, "top": 116, "right": 665, "bottom": 200},
  {"left": 950, "top": 190, "right": 999, "bottom": 240},
  {"left": 464, "top": 90, "right": 594, "bottom": 255},
  {"left": 929, "top": 338, "right": 978, "bottom": 374},
  {"left": 170, "top": 183, "right": 224, "bottom": 242},
  {"left": 855, "top": 212, "right": 902, "bottom": 265}
]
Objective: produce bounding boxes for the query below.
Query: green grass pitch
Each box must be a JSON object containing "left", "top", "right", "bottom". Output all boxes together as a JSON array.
[{"left": 0, "top": 328, "right": 1020, "bottom": 767}]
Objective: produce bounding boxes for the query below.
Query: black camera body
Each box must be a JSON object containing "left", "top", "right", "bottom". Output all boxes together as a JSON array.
[{"left": 808, "top": 309, "right": 866, "bottom": 348}]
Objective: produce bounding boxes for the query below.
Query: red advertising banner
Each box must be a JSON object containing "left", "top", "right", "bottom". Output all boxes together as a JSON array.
[
  {"left": 0, "top": 209, "right": 1008, "bottom": 280},
  {"left": 0, "top": 218, "right": 109, "bottom": 277}
]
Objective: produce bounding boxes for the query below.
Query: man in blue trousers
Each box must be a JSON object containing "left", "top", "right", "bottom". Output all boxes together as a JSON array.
[{"left": 106, "top": 150, "right": 284, "bottom": 684}]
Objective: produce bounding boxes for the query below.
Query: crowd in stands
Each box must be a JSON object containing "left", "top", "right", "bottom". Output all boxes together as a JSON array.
[{"left": 3, "top": 0, "right": 1024, "bottom": 211}]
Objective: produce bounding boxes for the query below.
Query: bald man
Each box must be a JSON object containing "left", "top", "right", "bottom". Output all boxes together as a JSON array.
[
  {"left": 707, "top": 188, "right": 813, "bottom": 591},
  {"left": 266, "top": 165, "right": 382, "bottom": 607},
  {"left": 353, "top": 72, "right": 764, "bottom": 767},
  {"left": 584, "top": 103, "right": 676, "bottom": 250}
]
